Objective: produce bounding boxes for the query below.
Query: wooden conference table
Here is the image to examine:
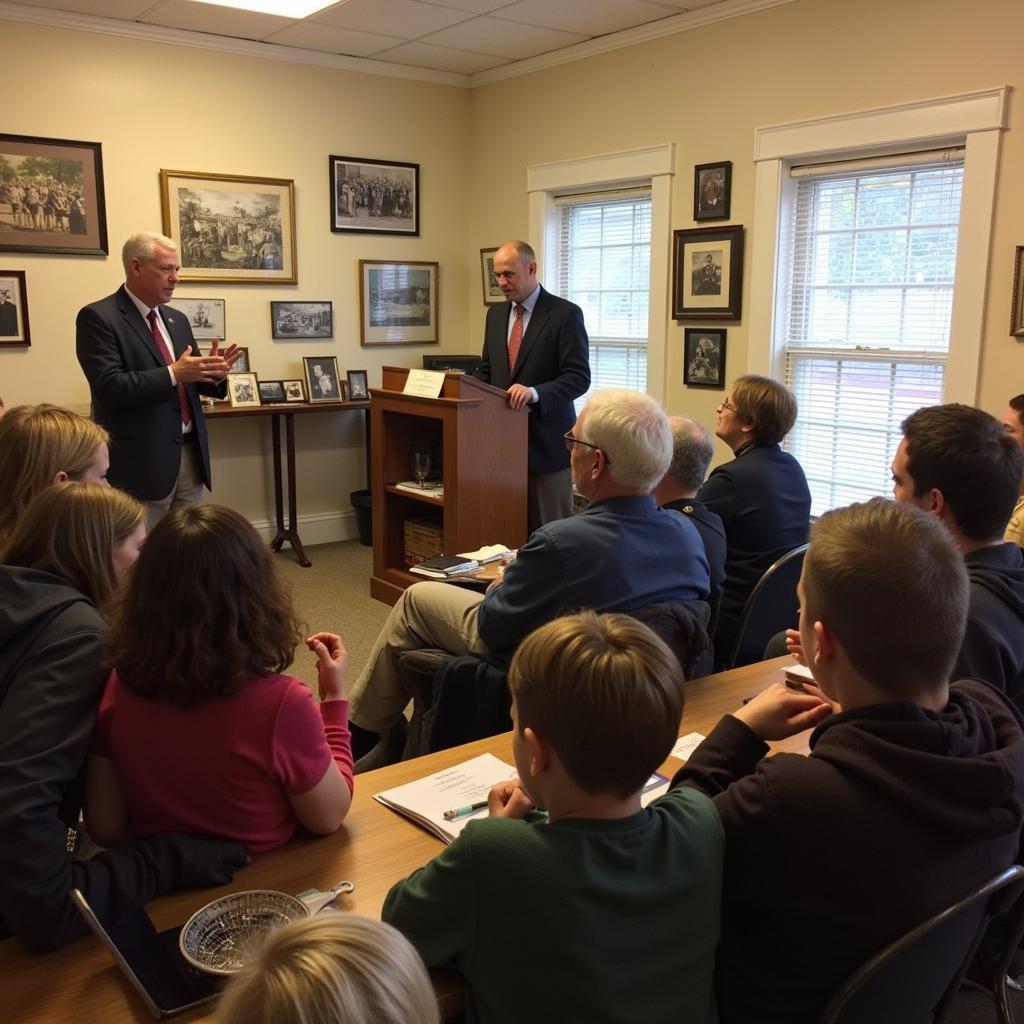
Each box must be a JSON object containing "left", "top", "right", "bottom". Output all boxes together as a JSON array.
[{"left": 0, "top": 656, "right": 809, "bottom": 1024}]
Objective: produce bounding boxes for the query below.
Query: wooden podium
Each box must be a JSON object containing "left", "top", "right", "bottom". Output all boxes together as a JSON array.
[{"left": 369, "top": 367, "right": 528, "bottom": 605}]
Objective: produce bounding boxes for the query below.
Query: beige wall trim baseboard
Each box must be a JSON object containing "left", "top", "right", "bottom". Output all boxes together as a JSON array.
[{"left": 250, "top": 510, "right": 360, "bottom": 548}]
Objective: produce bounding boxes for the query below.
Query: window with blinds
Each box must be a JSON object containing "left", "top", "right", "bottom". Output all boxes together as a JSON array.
[
  {"left": 778, "top": 154, "right": 964, "bottom": 516},
  {"left": 553, "top": 189, "right": 652, "bottom": 409}
]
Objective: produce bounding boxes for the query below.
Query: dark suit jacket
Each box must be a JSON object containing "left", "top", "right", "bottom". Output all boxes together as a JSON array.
[
  {"left": 474, "top": 287, "right": 590, "bottom": 475},
  {"left": 76, "top": 286, "right": 225, "bottom": 501}
]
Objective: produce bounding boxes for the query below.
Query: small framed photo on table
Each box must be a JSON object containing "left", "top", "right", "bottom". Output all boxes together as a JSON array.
[
  {"left": 683, "top": 328, "right": 727, "bottom": 389},
  {"left": 258, "top": 380, "right": 287, "bottom": 405},
  {"left": 282, "top": 379, "right": 306, "bottom": 403},
  {"left": 303, "top": 356, "right": 341, "bottom": 403},
  {"left": 227, "top": 372, "right": 260, "bottom": 408},
  {"left": 346, "top": 370, "right": 369, "bottom": 400},
  {"left": 0, "top": 270, "right": 30, "bottom": 347}
]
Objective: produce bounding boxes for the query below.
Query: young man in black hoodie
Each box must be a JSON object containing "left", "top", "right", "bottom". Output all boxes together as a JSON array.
[{"left": 673, "top": 497, "right": 1024, "bottom": 1024}]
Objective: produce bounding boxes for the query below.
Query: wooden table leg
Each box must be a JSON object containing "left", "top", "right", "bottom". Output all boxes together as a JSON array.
[
  {"left": 284, "top": 413, "right": 311, "bottom": 567},
  {"left": 269, "top": 413, "right": 286, "bottom": 552}
]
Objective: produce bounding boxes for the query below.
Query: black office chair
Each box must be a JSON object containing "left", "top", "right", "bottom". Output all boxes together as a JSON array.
[
  {"left": 725, "top": 543, "right": 809, "bottom": 669},
  {"left": 819, "top": 864, "right": 1024, "bottom": 1024}
]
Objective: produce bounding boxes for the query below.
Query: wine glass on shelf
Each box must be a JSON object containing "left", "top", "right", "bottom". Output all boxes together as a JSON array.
[{"left": 412, "top": 450, "right": 432, "bottom": 490}]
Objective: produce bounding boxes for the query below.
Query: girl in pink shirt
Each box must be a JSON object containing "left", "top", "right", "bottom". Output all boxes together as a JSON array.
[{"left": 85, "top": 505, "right": 353, "bottom": 854}]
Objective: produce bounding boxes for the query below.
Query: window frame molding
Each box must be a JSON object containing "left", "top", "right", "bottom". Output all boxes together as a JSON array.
[
  {"left": 526, "top": 144, "right": 674, "bottom": 403},
  {"left": 748, "top": 87, "right": 1008, "bottom": 405}
]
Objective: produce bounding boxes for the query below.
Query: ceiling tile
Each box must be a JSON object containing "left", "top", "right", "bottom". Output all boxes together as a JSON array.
[
  {"left": 11, "top": 0, "right": 157, "bottom": 15},
  {"left": 650, "top": 0, "right": 727, "bottom": 8},
  {"left": 494, "top": 0, "right": 676, "bottom": 36},
  {"left": 424, "top": 15, "right": 587, "bottom": 59},
  {"left": 140, "top": 1, "right": 293, "bottom": 39},
  {"left": 310, "top": 0, "right": 472, "bottom": 38},
  {"left": 417, "top": 0, "right": 515, "bottom": 12},
  {"left": 375, "top": 40, "right": 510, "bottom": 74},
  {"left": 263, "top": 21, "right": 404, "bottom": 55}
]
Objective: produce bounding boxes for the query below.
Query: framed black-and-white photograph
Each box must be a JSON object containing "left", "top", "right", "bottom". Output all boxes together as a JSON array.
[
  {"left": 329, "top": 155, "right": 419, "bottom": 237},
  {"left": 303, "top": 355, "right": 341, "bottom": 403},
  {"left": 160, "top": 169, "right": 296, "bottom": 284},
  {"left": 258, "top": 380, "right": 287, "bottom": 405},
  {"left": 347, "top": 369, "right": 369, "bottom": 401},
  {"left": 0, "top": 270, "right": 30, "bottom": 347},
  {"left": 0, "top": 133, "right": 107, "bottom": 256},
  {"left": 683, "top": 328, "right": 727, "bottom": 389},
  {"left": 1012, "top": 245, "right": 1024, "bottom": 338},
  {"left": 359, "top": 260, "right": 438, "bottom": 346},
  {"left": 201, "top": 344, "right": 249, "bottom": 373},
  {"left": 693, "top": 161, "right": 732, "bottom": 222},
  {"left": 672, "top": 225, "right": 744, "bottom": 321},
  {"left": 227, "top": 372, "right": 260, "bottom": 408},
  {"left": 480, "top": 247, "right": 503, "bottom": 304},
  {"left": 271, "top": 301, "right": 332, "bottom": 339},
  {"left": 174, "top": 298, "right": 225, "bottom": 340},
  {"left": 282, "top": 379, "right": 306, "bottom": 403}
]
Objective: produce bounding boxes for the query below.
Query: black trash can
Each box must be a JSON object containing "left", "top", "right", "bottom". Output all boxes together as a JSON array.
[{"left": 350, "top": 490, "right": 373, "bottom": 546}]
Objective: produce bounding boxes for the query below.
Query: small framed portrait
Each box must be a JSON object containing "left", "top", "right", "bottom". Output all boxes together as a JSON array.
[
  {"left": 329, "top": 155, "right": 419, "bottom": 237},
  {"left": 258, "top": 380, "right": 287, "bottom": 404},
  {"left": 346, "top": 369, "right": 369, "bottom": 401},
  {"left": 200, "top": 344, "right": 249, "bottom": 373},
  {"left": 0, "top": 270, "right": 31, "bottom": 347},
  {"left": 683, "top": 328, "right": 727, "bottom": 389},
  {"left": 672, "top": 225, "right": 744, "bottom": 321},
  {"left": 359, "top": 259, "right": 439, "bottom": 346},
  {"left": 282, "top": 379, "right": 306, "bottom": 403},
  {"left": 480, "top": 247, "right": 503, "bottom": 304},
  {"left": 173, "top": 297, "right": 225, "bottom": 341},
  {"left": 1012, "top": 246, "right": 1024, "bottom": 338},
  {"left": 271, "top": 301, "right": 333, "bottom": 339},
  {"left": 693, "top": 161, "right": 732, "bottom": 222},
  {"left": 303, "top": 355, "right": 342, "bottom": 403},
  {"left": 227, "top": 372, "right": 260, "bottom": 408}
]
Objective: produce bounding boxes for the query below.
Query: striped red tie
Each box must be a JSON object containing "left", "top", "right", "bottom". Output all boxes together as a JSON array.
[
  {"left": 148, "top": 310, "right": 192, "bottom": 427},
  {"left": 507, "top": 304, "right": 525, "bottom": 372}
]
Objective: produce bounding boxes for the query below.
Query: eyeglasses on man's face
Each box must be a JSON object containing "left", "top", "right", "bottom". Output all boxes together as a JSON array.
[{"left": 563, "top": 430, "right": 610, "bottom": 464}]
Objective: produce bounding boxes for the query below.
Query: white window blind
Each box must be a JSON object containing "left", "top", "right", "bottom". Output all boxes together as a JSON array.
[
  {"left": 554, "top": 188, "right": 652, "bottom": 409},
  {"left": 779, "top": 154, "right": 964, "bottom": 515}
]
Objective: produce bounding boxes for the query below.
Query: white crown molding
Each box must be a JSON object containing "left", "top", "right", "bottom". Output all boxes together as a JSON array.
[
  {"left": 527, "top": 143, "right": 674, "bottom": 193},
  {"left": 470, "top": 0, "right": 795, "bottom": 87}
]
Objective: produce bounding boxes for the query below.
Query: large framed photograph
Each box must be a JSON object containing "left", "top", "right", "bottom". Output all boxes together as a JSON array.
[
  {"left": 480, "top": 247, "right": 503, "bottom": 304},
  {"left": 282, "top": 379, "right": 306, "bottom": 403},
  {"left": 1012, "top": 246, "right": 1024, "bottom": 338},
  {"left": 683, "top": 328, "right": 727, "bottom": 389},
  {"left": 329, "top": 155, "right": 419, "bottom": 237},
  {"left": 0, "top": 270, "right": 30, "bottom": 347},
  {"left": 347, "top": 369, "right": 369, "bottom": 401},
  {"left": 173, "top": 298, "right": 225, "bottom": 341},
  {"left": 271, "top": 301, "right": 332, "bottom": 340},
  {"left": 672, "top": 225, "right": 744, "bottom": 321},
  {"left": 693, "top": 161, "right": 732, "bottom": 222},
  {"left": 359, "top": 260, "right": 439, "bottom": 346},
  {"left": 0, "top": 133, "right": 107, "bottom": 255},
  {"left": 160, "top": 169, "right": 296, "bottom": 284},
  {"left": 227, "top": 372, "right": 260, "bottom": 408},
  {"left": 303, "top": 355, "right": 342, "bottom": 403}
]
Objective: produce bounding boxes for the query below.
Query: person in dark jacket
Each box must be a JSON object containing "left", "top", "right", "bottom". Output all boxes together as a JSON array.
[
  {"left": 673, "top": 497, "right": 1024, "bottom": 1024},
  {"left": 698, "top": 375, "right": 810, "bottom": 665},
  {"left": 0, "top": 483, "right": 246, "bottom": 952}
]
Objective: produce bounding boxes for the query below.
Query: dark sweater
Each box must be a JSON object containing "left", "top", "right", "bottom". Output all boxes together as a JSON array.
[{"left": 672, "top": 680, "right": 1024, "bottom": 1024}]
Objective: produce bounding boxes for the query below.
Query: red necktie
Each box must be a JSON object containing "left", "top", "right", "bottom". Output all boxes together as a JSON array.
[
  {"left": 507, "top": 304, "right": 525, "bottom": 372},
  {"left": 148, "top": 310, "right": 192, "bottom": 427}
]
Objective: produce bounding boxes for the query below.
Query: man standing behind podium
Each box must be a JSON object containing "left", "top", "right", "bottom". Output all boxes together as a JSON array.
[
  {"left": 474, "top": 240, "right": 590, "bottom": 532},
  {"left": 76, "top": 232, "right": 237, "bottom": 529}
]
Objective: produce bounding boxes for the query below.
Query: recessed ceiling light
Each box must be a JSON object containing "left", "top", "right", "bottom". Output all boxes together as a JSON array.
[{"left": 186, "top": 0, "right": 340, "bottom": 17}]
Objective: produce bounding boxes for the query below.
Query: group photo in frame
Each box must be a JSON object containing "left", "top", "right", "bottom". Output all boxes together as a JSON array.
[
  {"left": 347, "top": 369, "right": 369, "bottom": 401},
  {"left": 282, "top": 379, "right": 306, "bottom": 403},
  {"left": 683, "top": 328, "right": 727, "bottom": 389},
  {"left": 201, "top": 343, "right": 248, "bottom": 373},
  {"left": 480, "top": 247, "right": 503, "bottom": 304},
  {"left": 271, "top": 301, "right": 332, "bottom": 340},
  {"left": 160, "top": 169, "right": 297, "bottom": 284},
  {"left": 693, "top": 161, "right": 732, "bottom": 221},
  {"left": 360, "top": 259, "right": 439, "bottom": 346},
  {"left": 1012, "top": 245, "right": 1024, "bottom": 338},
  {"left": 0, "top": 133, "right": 107, "bottom": 255},
  {"left": 257, "top": 380, "right": 287, "bottom": 405},
  {"left": 227, "top": 372, "right": 259, "bottom": 408},
  {"left": 0, "top": 270, "right": 30, "bottom": 347},
  {"left": 304, "top": 355, "right": 341, "bottom": 403},
  {"left": 329, "top": 155, "right": 419, "bottom": 237},
  {"left": 174, "top": 297, "right": 225, "bottom": 341},
  {"left": 672, "top": 225, "right": 744, "bottom": 321}
]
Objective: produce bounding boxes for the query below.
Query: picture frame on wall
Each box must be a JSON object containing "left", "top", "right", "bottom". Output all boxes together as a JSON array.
[
  {"left": 693, "top": 161, "right": 732, "bottom": 222},
  {"left": 672, "top": 225, "right": 744, "bottom": 321},
  {"left": 160, "top": 169, "right": 297, "bottom": 284},
  {"left": 258, "top": 380, "right": 287, "bottom": 405},
  {"left": 329, "top": 155, "right": 419, "bottom": 237},
  {"left": 201, "top": 344, "right": 248, "bottom": 373},
  {"left": 173, "top": 298, "right": 225, "bottom": 341},
  {"left": 0, "top": 133, "right": 108, "bottom": 256},
  {"left": 303, "top": 355, "right": 342, "bottom": 403},
  {"left": 683, "top": 328, "right": 727, "bottom": 389},
  {"left": 0, "top": 270, "right": 30, "bottom": 347},
  {"left": 1012, "top": 246, "right": 1024, "bottom": 338},
  {"left": 480, "top": 247, "right": 503, "bottom": 304},
  {"left": 271, "top": 301, "right": 332, "bottom": 339},
  {"left": 227, "top": 372, "right": 260, "bottom": 408},
  {"left": 359, "top": 260, "right": 439, "bottom": 346},
  {"left": 282, "top": 379, "right": 306, "bottom": 403},
  {"left": 347, "top": 369, "right": 369, "bottom": 400}
]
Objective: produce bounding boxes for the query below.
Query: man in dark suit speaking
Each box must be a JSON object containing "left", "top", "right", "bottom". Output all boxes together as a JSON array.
[
  {"left": 76, "top": 232, "right": 238, "bottom": 528},
  {"left": 474, "top": 240, "right": 590, "bottom": 531}
]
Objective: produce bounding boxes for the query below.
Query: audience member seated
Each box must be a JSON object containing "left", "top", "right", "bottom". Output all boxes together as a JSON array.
[
  {"left": 889, "top": 403, "right": 1024, "bottom": 709},
  {"left": 384, "top": 611, "right": 722, "bottom": 1024},
  {"left": 0, "top": 483, "right": 245, "bottom": 953},
  {"left": 653, "top": 415, "right": 726, "bottom": 649},
  {"left": 0, "top": 403, "right": 110, "bottom": 544},
  {"left": 216, "top": 915, "right": 439, "bottom": 1024},
  {"left": 347, "top": 388, "right": 711, "bottom": 761},
  {"left": 85, "top": 504, "right": 353, "bottom": 854},
  {"left": 698, "top": 375, "right": 810, "bottom": 666},
  {"left": 673, "top": 497, "right": 1024, "bottom": 1024},
  {"left": 1002, "top": 394, "right": 1024, "bottom": 546}
]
